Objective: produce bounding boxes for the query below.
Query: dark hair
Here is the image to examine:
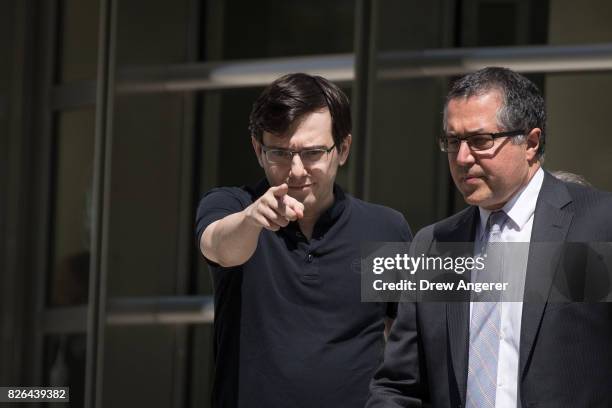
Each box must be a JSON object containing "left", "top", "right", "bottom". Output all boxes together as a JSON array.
[
  {"left": 248, "top": 73, "right": 351, "bottom": 147},
  {"left": 444, "top": 67, "right": 546, "bottom": 159}
]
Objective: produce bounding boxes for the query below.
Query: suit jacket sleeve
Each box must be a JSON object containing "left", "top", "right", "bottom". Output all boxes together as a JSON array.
[
  {"left": 366, "top": 300, "right": 427, "bottom": 408},
  {"left": 366, "top": 227, "right": 433, "bottom": 408}
]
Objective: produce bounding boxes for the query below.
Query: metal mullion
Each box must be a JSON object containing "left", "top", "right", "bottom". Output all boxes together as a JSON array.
[
  {"left": 435, "top": 1, "right": 457, "bottom": 222},
  {"left": 105, "top": 296, "right": 214, "bottom": 325},
  {"left": 85, "top": 0, "right": 117, "bottom": 406},
  {"left": 110, "top": 43, "right": 612, "bottom": 95},
  {"left": 115, "top": 54, "right": 354, "bottom": 93},
  {"left": 375, "top": 43, "right": 612, "bottom": 79},
  {"left": 40, "top": 296, "right": 215, "bottom": 334},
  {"left": 350, "top": 0, "right": 374, "bottom": 200},
  {"left": 172, "top": 0, "right": 202, "bottom": 406},
  {"left": 2, "top": 0, "right": 40, "bottom": 387},
  {"left": 29, "top": 0, "right": 61, "bottom": 389}
]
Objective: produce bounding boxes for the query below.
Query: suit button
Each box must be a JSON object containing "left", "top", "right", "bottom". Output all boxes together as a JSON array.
[{"left": 306, "top": 253, "right": 314, "bottom": 263}]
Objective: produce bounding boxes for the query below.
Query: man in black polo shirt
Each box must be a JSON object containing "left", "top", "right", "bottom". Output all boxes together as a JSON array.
[{"left": 195, "top": 73, "right": 412, "bottom": 408}]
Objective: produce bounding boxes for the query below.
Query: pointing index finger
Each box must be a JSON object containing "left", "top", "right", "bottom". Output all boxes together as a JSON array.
[
  {"left": 271, "top": 183, "right": 289, "bottom": 198},
  {"left": 282, "top": 195, "right": 304, "bottom": 219}
]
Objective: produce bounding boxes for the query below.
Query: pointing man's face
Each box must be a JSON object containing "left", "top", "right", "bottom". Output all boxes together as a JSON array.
[{"left": 252, "top": 108, "right": 351, "bottom": 215}]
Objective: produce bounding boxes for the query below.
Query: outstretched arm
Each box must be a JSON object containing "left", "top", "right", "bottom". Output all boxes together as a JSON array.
[{"left": 200, "top": 183, "right": 304, "bottom": 267}]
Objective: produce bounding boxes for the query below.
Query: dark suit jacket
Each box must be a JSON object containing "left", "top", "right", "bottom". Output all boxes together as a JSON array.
[{"left": 367, "top": 172, "right": 612, "bottom": 408}]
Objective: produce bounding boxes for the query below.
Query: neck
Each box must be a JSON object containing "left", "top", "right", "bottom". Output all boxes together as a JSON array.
[
  {"left": 522, "top": 162, "right": 541, "bottom": 191},
  {"left": 298, "top": 189, "right": 335, "bottom": 240},
  {"left": 483, "top": 162, "right": 542, "bottom": 211}
]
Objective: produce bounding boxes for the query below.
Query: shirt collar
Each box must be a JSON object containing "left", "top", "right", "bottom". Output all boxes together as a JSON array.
[
  {"left": 312, "top": 184, "right": 346, "bottom": 235},
  {"left": 478, "top": 167, "right": 544, "bottom": 239}
]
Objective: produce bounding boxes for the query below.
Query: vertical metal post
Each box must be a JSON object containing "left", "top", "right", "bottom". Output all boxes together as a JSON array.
[
  {"left": 85, "top": 0, "right": 116, "bottom": 406},
  {"left": 350, "top": 0, "right": 376, "bottom": 200},
  {"left": 30, "top": 0, "right": 59, "bottom": 388},
  {"left": 2, "top": 0, "right": 38, "bottom": 386},
  {"left": 173, "top": 0, "right": 202, "bottom": 406}
]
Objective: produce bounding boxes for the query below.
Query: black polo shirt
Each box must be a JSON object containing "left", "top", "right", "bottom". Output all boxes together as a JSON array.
[{"left": 195, "top": 180, "right": 412, "bottom": 408}]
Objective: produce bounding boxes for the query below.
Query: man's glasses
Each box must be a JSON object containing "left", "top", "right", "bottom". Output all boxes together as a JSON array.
[
  {"left": 439, "top": 130, "right": 525, "bottom": 153},
  {"left": 260, "top": 143, "right": 337, "bottom": 165}
]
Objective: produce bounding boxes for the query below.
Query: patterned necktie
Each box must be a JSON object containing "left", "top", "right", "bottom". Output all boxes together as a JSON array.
[{"left": 466, "top": 211, "right": 508, "bottom": 408}]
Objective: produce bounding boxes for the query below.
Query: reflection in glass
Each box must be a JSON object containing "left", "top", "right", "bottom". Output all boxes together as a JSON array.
[
  {"left": 48, "top": 108, "right": 95, "bottom": 306},
  {"left": 102, "top": 326, "right": 177, "bottom": 407},
  {"left": 43, "top": 334, "right": 86, "bottom": 408}
]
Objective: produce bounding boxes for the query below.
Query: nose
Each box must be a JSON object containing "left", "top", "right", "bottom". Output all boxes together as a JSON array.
[
  {"left": 289, "top": 153, "right": 307, "bottom": 178},
  {"left": 454, "top": 139, "right": 475, "bottom": 166}
]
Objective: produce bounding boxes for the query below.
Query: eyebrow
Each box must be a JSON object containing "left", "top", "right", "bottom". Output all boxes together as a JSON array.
[
  {"left": 445, "top": 128, "right": 487, "bottom": 136},
  {"left": 267, "top": 144, "right": 329, "bottom": 150}
]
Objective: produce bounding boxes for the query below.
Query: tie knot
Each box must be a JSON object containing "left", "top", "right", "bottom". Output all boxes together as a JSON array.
[{"left": 487, "top": 211, "right": 507, "bottom": 236}]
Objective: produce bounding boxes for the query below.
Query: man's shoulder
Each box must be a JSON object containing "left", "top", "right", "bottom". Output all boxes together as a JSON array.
[
  {"left": 199, "top": 185, "right": 255, "bottom": 209},
  {"left": 413, "top": 206, "right": 476, "bottom": 242},
  {"left": 562, "top": 182, "right": 612, "bottom": 235},
  {"left": 346, "top": 195, "right": 413, "bottom": 240},
  {"left": 203, "top": 185, "right": 250, "bottom": 198},
  {"left": 564, "top": 181, "right": 612, "bottom": 210},
  {"left": 348, "top": 195, "right": 407, "bottom": 223}
]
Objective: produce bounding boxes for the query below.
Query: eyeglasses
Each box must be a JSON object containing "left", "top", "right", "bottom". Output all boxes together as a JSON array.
[
  {"left": 439, "top": 130, "right": 525, "bottom": 153},
  {"left": 260, "top": 143, "right": 337, "bottom": 165}
]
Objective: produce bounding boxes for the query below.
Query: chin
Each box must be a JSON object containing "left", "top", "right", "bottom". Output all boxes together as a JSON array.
[
  {"left": 467, "top": 196, "right": 505, "bottom": 210},
  {"left": 287, "top": 190, "right": 308, "bottom": 202},
  {"left": 301, "top": 195, "right": 317, "bottom": 208},
  {"left": 462, "top": 191, "right": 490, "bottom": 207}
]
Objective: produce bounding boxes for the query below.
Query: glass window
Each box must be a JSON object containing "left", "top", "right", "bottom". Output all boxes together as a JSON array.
[
  {"left": 549, "top": 0, "right": 612, "bottom": 45},
  {"left": 106, "top": 94, "right": 186, "bottom": 297},
  {"left": 367, "top": 1, "right": 454, "bottom": 230},
  {"left": 544, "top": 0, "right": 612, "bottom": 191},
  {"left": 222, "top": 0, "right": 355, "bottom": 60},
  {"left": 189, "top": 325, "right": 215, "bottom": 408},
  {"left": 59, "top": 0, "right": 100, "bottom": 83},
  {"left": 545, "top": 72, "right": 612, "bottom": 192},
  {"left": 102, "top": 326, "right": 179, "bottom": 407},
  {"left": 43, "top": 334, "right": 87, "bottom": 407},
  {"left": 49, "top": 108, "right": 95, "bottom": 307},
  {"left": 115, "top": 0, "right": 191, "bottom": 66}
]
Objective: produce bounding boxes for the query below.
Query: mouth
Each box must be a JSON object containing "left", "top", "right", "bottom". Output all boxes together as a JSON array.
[
  {"left": 462, "top": 174, "right": 484, "bottom": 184},
  {"left": 288, "top": 184, "right": 313, "bottom": 189}
]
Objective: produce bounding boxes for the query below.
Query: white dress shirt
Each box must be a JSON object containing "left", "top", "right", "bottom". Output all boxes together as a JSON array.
[{"left": 472, "top": 167, "right": 544, "bottom": 408}]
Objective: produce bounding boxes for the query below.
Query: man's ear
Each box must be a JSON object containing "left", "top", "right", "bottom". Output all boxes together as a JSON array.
[
  {"left": 252, "top": 136, "right": 264, "bottom": 167},
  {"left": 338, "top": 134, "right": 352, "bottom": 166},
  {"left": 525, "top": 128, "right": 541, "bottom": 162}
]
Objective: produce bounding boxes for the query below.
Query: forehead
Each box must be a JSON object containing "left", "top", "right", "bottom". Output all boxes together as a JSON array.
[
  {"left": 445, "top": 91, "right": 502, "bottom": 132},
  {"left": 263, "top": 109, "right": 333, "bottom": 147}
]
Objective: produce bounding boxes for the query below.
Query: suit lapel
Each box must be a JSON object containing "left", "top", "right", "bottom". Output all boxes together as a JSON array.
[
  {"left": 519, "top": 173, "right": 573, "bottom": 378},
  {"left": 435, "top": 206, "right": 478, "bottom": 406}
]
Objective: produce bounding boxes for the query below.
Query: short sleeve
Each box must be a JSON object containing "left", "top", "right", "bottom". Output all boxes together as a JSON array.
[{"left": 194, "top": 187, "right": 252, "bottom": 249}]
